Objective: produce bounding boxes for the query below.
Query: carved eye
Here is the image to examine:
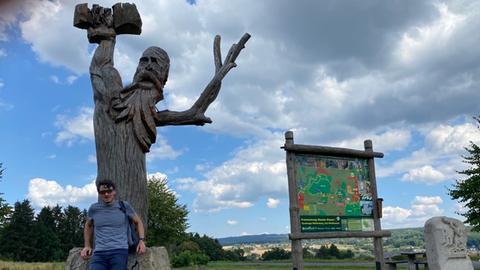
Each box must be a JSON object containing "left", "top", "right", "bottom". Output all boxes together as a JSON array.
[
  {"left": 140, "top": 57, "right": 148, "bottom": 64},
  {"left": 150, "top": 57, "right": 158, "bottom": 64}
]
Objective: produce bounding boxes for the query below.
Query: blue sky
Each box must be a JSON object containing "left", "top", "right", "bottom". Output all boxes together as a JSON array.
[{"left": 1, "top": 0, "right": 480, "bottom": 238}]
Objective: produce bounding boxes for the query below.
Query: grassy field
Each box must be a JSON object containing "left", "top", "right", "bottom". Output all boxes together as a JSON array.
[
  {"left": 172, "top": 261, "right": 409, "bottom": 270},
  {"left": 0, "top": 261, "right": 63, "bottom": 270},
  {"left": 0, "top": 260, "right": 409, "bottom": 270}
]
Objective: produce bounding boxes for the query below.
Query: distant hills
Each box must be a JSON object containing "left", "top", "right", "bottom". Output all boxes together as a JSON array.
[
  {"left": 218, "top": 233, "right": 288, "bottom": 246},
  {"left": 218, "top": 227, "right": 480, "bottom": 249}
]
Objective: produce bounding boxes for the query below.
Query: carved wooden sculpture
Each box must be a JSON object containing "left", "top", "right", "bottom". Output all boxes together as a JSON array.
[{"left": 74, "top": 3, "right": 250, "bottom": 229}]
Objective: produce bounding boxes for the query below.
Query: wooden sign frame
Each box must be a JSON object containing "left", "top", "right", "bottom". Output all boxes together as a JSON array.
[{"left": 283, "top": 131, "right": 391, "bottom": 270}]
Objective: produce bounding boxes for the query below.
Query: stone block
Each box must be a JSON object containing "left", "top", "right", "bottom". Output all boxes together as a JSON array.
[
  {"left": 65, "top": 246, "right": 171, "bottom": 270},
  {"left": 424, "top": 216, "right": 473, "bottom": 270}
]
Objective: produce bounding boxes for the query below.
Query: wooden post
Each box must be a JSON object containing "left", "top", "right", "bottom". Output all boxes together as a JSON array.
[
  {"left": 285, "top": 131, "right": 303, "bottom": 270},
  {"left": 364, "top": 140, "right": 385, "bottom": 270}
]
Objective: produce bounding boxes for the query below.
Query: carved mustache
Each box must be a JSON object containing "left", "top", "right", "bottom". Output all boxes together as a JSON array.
[{"left": 135, "top": 70, "right": 163, "bottom": 91}]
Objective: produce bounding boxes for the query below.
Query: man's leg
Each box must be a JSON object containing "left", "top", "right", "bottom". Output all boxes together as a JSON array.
[
  {"left": 89, "top": 251, "right": 109, "bottom": 270},
  {"left": 109, "top": 249, "right": 129, "bottom": 270}
]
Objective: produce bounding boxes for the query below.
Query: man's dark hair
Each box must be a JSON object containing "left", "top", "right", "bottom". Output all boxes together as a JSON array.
[{"left": 97, "top": 179, "right": 116, "bottom": 192}]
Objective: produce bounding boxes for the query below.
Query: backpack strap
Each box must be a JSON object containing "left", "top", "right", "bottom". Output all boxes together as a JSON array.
[{"left": 119, "top": 200, "right": 127, "bottom": 214}]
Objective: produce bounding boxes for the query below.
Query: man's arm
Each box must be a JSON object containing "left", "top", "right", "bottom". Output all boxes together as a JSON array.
[
  {"left": 155, "top": 33, "right": 250, "bottom": 127},
  {"left": 132, "top": 215, "right": 146, "bottom": 254},
  {"left": 80, "top": 219, "right": 94, "bottom": 259}
]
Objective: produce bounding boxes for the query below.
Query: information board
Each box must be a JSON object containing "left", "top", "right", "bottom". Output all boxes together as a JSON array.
[{"left": 295, "top": 154, "right": 374, "bottom": 232}]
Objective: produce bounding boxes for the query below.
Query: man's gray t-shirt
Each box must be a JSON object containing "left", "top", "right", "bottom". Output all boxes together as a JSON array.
[{"left": 87, "top": 200, "right": 136, "bottom": 252}]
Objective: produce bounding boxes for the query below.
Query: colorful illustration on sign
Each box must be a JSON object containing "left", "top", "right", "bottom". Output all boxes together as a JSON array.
[{"left": 295, "top": 154, "right": 374, "bottom": 232}]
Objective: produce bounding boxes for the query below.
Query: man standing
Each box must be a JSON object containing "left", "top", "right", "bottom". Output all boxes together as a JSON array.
[{"left": 81, "top": 179, "right": 146, "bottom": 269}]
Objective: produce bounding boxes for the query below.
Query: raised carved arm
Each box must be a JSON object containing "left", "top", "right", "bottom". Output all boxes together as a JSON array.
[
  {"left": 155, "top": 33, "right": 251, "bottom": 126},
  {"left": 75, "top": 4, "right": 122, "bottom": 106}
]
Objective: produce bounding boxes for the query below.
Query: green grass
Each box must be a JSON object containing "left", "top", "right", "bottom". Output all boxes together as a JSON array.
[
  {"left": 0, "top": 261, "right": 64, "bottom": 270},
  {"left": 173, "top": 260, "right": 408, "bottom": 270},
  {"left": 0, "top": 260, "right": 410, "bottom": 270}
]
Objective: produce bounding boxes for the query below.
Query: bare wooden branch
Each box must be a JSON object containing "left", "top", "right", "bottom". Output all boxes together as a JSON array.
[
  {"left": 228, "top": 33, "right": 251, "bottom": 64},
  {"left": 155, "top": 33, "right": 250, "bottom": 127},
  {"left": 155, "top": 109, "right": 212, "bottom": 127},
  {"left": 214, "top": 35, "right": 222, "bottom": 73}
]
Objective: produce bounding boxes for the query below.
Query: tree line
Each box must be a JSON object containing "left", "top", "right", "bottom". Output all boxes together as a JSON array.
[
  {"left": 260, "top": 244, "right": 354, "bottom": 261},
  {"left": 0, "top": 172, "right": 245, "bottom": 266},
  {"left": 0, "top": 201, "right": 85, "bottom": 262}
]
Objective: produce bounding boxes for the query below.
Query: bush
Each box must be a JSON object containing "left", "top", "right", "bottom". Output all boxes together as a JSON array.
[
  {"left": 171, "top": 251, "right": 209, "bottom": 267},
  {"left": 261, "top": 247, "right": 291, "bottom": 261},
  {"left": 315, "top": 244, "right": 355, "bottom": 259},
  {"left": 223, "top": 248, "right": 246, "bottom": 261}
]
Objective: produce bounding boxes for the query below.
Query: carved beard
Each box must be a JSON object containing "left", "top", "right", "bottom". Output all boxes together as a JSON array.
[
  {"left": 133, "top": 69, "right": 165, "bottom": 101},
  {"left": 113, "top": 82, "right": 163, "bottom": 153}
]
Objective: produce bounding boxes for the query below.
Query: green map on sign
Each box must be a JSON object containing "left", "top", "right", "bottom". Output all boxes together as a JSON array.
[{"left": 295, "top": 155, "right": 374, "bottom": 232}]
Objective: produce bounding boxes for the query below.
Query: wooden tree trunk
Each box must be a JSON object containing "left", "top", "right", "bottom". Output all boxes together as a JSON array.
[
  {"left": 93, "top": 104, "right": 148, "bottom": 228},
  {"left": 77, "top": 3, "right": 250, "bottom": 235},
  {"left": 89, "top": 36, "right": 149, "bottom": 229}
]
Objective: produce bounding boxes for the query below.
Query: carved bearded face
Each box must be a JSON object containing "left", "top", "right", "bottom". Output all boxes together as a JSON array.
[{"left": 133, "top": 46, "right": 170, "bottom": 101}]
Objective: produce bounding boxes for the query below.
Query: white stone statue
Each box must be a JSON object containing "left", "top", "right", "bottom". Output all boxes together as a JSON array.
[{"left": 424, "top": 216, "right": 473, "bottom": 270}]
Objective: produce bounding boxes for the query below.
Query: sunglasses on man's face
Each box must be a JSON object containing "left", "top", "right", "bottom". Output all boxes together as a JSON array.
[{"left": 99, "top": 189, "right": 114, "bottom": 195}]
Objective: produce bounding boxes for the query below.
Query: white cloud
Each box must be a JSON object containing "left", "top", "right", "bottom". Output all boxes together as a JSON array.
[
  {"left": 227, "top": 219, "right": 238, "bottom": 225},
  {"left": 147, "top": 172, "right": 181, "bottom": 198},
  {"left": 382, "top": 196, "right": 444, "bottom": 228},
  {"left": 27, "top": 178, "right": 97, "bottom": 208},
  {"left": 334, "top": 129, "right": 411, "bottom": 153},
  {"left": 67, "top": 75, "right": 78, "bottom": 85},
  {"left": 15, "top": 0, "right": 480, "bottom": 145},
  {"left": 424, "top": 123, "right": 480, "bottom": 155},
  {"left": 401, "top": 165, "right": 447, "bottom": 185},
  {"left": 0, "top": 48, "right": 6, "bottom": 57},
  {"left": 382, "top": 206, "right": 412, "bottom": 223},
  {"left": 146, "top": 135, "right": 183, "bottom": 162},
  {"left": 411, "top": 196, "right": 443, "bottom": 217},
  {"left": 395, "top": 3, "right": 466, "bottom": 65},
  {"left": 266, "top": 198, "right": 280, "bottom": 208},
  {"left": 412, "top": 195, "right": 443, "bottom": 205},
  {"left": 19, "top": 0, "right": 90, "bottom": 74},
  {"left": 189, "top": 134, "right": 287, "bottom": 212},
  {"left": 54, "top": 110, "right": 180, "bottom": 158},
  {"left": 55, "top": 107, "right": 94, "bottom": 146},
  {"left": 378, "top": 122, "right": 477, "bottom": 183},
  {"left": 175, "top": 177, "right": 196, "bottom": 191},
  {"left": 148, "top": 172, "right": 168, "bottom": 181},
  {"left": 46, "top": 154, "right": 56, "bottom": 159},
  {"left": 50, "top": 75, "right": 79, "bottom": 85}
]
